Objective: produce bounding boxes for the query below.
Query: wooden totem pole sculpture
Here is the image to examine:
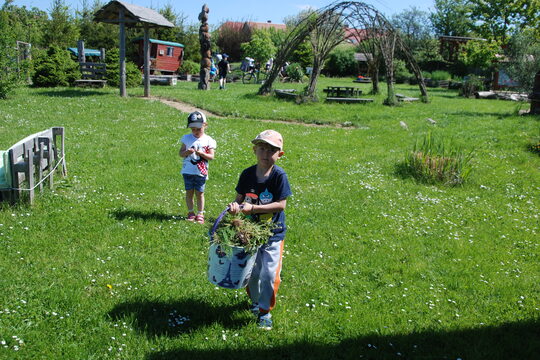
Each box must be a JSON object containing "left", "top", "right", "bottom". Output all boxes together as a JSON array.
[{"left": 198, "top": 4, "right": 211, "bottom": 90}]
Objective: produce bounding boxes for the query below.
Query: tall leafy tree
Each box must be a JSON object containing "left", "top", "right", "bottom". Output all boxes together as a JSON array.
[
  {"left": 467, "top": 0, "right": 540, "bottom": 42},
  {"left": 0, "top": 7, "right": 19, "bottom": 98},
  {"left": 43, "top": 0, "right": 79, "bottom": 49},
  {"left": 2, "top": 0, "right": 48, "bottom": 47},
  {"left": 240, "top": 29, "right": 276, "bottom": 65},
  {"left": 430, "top": 0, "right": 473, "bottom": 37},
  {"left": 503, "top": 29, "right": 540, "bottom": 92},
  {"left": 391, "top": 7, "right": 432, "bottom": 53},
  {"left": 76, "top": 0, "right": 118, "bottom": 50},
  {"left": 216, "top": 20, "right": 251, "bottom": 61}
]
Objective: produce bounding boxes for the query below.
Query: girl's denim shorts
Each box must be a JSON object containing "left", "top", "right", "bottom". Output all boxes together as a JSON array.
[{"left": 183, "top": 174, "right": 207, "bottom": 192}]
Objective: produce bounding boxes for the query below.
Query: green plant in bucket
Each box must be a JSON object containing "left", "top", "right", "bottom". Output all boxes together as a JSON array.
[{"left": 211, "top": 214, "right": 275, "bottom": 254}]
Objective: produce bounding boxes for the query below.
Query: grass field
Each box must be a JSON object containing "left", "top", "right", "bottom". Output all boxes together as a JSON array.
[{"left": 0, "top": 80, "right": 539, "bottom": 359}]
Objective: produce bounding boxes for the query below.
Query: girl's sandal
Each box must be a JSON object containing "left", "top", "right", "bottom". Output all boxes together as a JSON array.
[
  {"left": 195, "top": 214, "right": 205, "bottom": 224},
  {"left": 186, "top": 212, "right": 196, "bottom": 221}
]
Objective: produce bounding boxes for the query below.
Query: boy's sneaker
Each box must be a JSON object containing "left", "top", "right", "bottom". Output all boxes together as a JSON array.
[
  {"left": 249, "top": 303, "right": 259, "bottom": 316},
  {"left": 186, "top": 212, "right": 196, "bottom": 221},
  {"left": 257, "top": 313, "right": 272, "bottom": 330}
]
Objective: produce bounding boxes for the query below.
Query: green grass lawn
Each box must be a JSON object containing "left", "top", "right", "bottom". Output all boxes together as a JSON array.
[{"left": 0, "top": 81, "right": 539, "bottom": 359}]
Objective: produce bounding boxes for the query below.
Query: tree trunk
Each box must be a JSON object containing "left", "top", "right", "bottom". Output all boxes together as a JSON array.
[
  {"left": 306, "top": 58, "right": 323, "bottom": 101},
  {"left": 369, "top": 61, "right": 380, "bottom": 95}
]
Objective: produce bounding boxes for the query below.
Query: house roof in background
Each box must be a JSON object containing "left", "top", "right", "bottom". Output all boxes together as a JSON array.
[
  {"left": 246, "top": 21, "right": 287, "bottom": 31},
  {"left": 219, "top": 21, "right": 286, "bottom": 31},
  {"left": 94, "top": 1, "right": 174, "bottom": 28},
  {"left": 132, "top": 37, "right": 184, "bottom": 47},
  {"left": 345, "top": 28, "right": 369, "bottom": 43},
  {"left": 67, "top": 48, "right": 102, "bottom": 57}
]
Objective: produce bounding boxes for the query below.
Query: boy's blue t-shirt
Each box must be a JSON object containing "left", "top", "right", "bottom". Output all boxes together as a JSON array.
[{"left": 235, "top": 165, "right": 292, "bottom": 242}]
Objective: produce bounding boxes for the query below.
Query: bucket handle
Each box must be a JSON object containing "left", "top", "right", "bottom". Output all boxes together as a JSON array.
[{"left": 209, "top": 205, "right": 243, "bottom": 243}]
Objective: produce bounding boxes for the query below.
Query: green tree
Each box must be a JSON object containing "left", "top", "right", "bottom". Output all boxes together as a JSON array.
[
  {"left": 240, "top": 30, "right": 276, "bottom": 65},
  {"left": 467, "top": 0, "right": 540, "bottom": 42},
  {"left": 325, "top": 46, "right": 357, "bottom": 77},
  {"left": 154, "top": 4, "right": 183, "bottom": 42},
  {"left": 32, "top": 45, "right": 79, "bottom": 87},
  {"left": 391, "top": 6, "right": 432, "bottom": 52},
  {"left": 0, "top": 7, "right": 20, "bottom": 98},
  {"left": 430, "top": 0, "right": 473, "bottom": 37},
  {"left": 181, "top": 24, "right": 201, "bottom": 63},
  {"left": 105, "top": 48, "right": 141, "bottom": 88},
  {"left": 503, "top": 29, "right": 540, "bottom": 92},
  {"left": 76, "top": 0, "right": 118, "bottom": 50},
  {"left": 216, "top": 20, "right": 251, "bottom": 61},
  {"left": 458, "top": 39, "right": 500, "bottom": 75},
  {"left": 43, "top": 0, "right": 79, "bottom": 49},
  {"left": 2, "top": 0, "right": 48, "bottom": 47}
]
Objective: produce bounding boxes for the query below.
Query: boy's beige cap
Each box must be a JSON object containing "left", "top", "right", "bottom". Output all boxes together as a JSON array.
[{"left": 252, "top": 130, "right": 284, "bottom": 150}]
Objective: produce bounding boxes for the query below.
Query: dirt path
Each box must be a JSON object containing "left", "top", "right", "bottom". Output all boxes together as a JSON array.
[{"left": 145, "top": 96, "right": 351, "bottom": 128}]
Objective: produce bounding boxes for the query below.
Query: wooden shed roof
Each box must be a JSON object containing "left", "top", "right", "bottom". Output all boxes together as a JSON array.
[{"left": 94, "top": 0, "right": 174, "bottom": 28}]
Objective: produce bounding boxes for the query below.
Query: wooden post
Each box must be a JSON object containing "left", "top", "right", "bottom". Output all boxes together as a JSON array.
[
  {"left": 77, "top": 40, "right": 86, "bottom": 63},
  {"left": 119, "top": 8, "right": 127, "bottom": 97},
  {"left": 143, "top": 25, "right": 150, "bottom": 97},
  {"left": 100, "top": 48, "right": 106, "bottom": 62},
  {"left": 26, "top": 148, "right": 34, "bottom": 205},
  {"left": 37, "top": 141, "right": 44, "bottom": 192}
]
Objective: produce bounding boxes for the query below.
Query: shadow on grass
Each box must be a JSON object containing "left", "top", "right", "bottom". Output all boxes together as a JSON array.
[
  {"left": 108, "top": 298, "right": 250, "bottom": 336},
  {"left": 36, "top": 88, "right": 108, "bottom": 97},
  {"left": 146, "top": 318, "right": 540, "bottom": 360},
  {"left": 448, "top": 110, "right": 514, "bottom": 118},
  {"left": 110, "top": 208, "right": 179, "bottom": 222}
]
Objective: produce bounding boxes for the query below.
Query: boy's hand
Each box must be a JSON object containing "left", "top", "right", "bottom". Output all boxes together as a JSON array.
[
  {"left": 228, "top": 202, "right": 241, "bottom": 214},
  {"left": 228, "top": 202, "right": 251, "bottom": 215}
]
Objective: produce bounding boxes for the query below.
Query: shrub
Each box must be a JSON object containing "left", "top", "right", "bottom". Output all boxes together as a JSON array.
[
  {"left": 325, "top": 47, "right": 357, "bottom": 77},
  {"left": 179, "top": 60, "right": 199, "bottom": 75},
  {"left": 394, "top": 60, "right": 412, "bottom": 84},
  {"left": 459, "top": 74, "right": 485, "bottom": 97},
  {"left": 399, "top": 131, "right": 473, "bottom": 186},
  {"left": 32, "top": 46, "right": 79, "bottom": 87},
  {"left": 105, "top": 49, "right": 141, "bottom": 88},
  {"left": 431, "top": 70, "right": 451, "bottom": 81},
  {"left": 285, "top": 62, "right": 305, "bottom": 82}
]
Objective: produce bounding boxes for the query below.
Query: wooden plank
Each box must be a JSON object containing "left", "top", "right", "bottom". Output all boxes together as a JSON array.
[
  {"left": 275, "top": 89, "right": 297, "bottom": 99},
  {"left": 75, "top": 79, "right": 107, "bottom": 88},
  {"left": 326, "top": 97, "right": 373, "bottom": 103},
  {"left": 79, "top": 62, "right": 106, "bottom": 67}
]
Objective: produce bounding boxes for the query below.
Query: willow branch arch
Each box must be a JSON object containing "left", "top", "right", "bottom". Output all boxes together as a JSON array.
[{"left": 258, "top": 1, "right": 428, "bottom": 104}]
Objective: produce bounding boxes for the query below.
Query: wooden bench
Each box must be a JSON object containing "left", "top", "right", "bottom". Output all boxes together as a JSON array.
[
  {"left": 326, "top": 97, "right": 373, "bottom": 103},
  {"left": 0, "top": 127, "right": 67, "bottom": 205},
  {"left": 75, "top": 62, "right": 107, "bottom": 88},
  {"left": 325, "top": 86, "right": 363, "bottom": 98}
]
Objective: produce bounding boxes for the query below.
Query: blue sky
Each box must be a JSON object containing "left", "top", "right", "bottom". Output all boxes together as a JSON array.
[{"left": 10, "top": 0, "right": 435, "bottom": 25}]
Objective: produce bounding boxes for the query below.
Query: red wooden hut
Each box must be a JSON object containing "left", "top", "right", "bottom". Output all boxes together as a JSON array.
[{"left": 133, "top": 38, "right": 184, "bottom": 74}]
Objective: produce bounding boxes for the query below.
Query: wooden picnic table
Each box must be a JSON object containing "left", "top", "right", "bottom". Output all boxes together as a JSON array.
[{"left": 325, "top": 86, "right": 363, "bottom": 98}]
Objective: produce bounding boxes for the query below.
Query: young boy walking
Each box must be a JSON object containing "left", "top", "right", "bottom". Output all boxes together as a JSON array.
[
  {"left": 228, "top": 130, "right": 292, "bottom": 330},
  {"left": 217, "top": 54, "right": 230, "bottom": 90},
  {"left": 179, "top": 111, "right": 216, "bottom": 224}
]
